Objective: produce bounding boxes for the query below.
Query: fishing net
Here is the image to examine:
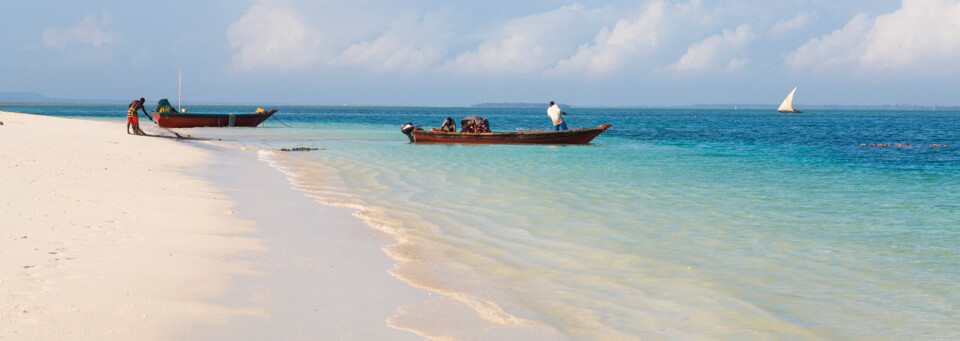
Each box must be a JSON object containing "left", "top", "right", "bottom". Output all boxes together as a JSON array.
[
  {"left": 460, "top": 115, "right": 490, "bottom": 133},
  {"left": 155, "top": 99, "right": 178, "bottom": 113}
]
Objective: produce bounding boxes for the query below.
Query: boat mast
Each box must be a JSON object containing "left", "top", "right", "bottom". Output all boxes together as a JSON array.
[{"left": 178, "top": 69, "right": 182, "bottom": 112}]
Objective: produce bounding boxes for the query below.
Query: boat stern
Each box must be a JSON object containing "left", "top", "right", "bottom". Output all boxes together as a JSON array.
[{"left": 401, "top": 122, "right": 416, "bottom": 142}]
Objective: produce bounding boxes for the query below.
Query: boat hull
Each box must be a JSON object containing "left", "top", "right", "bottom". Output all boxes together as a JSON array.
[
  {"left": 151, "top": 110, "right": 276, "bottom": 128},
  {"left": 411, "top": 124, "right": 612, "bottom": 144}
]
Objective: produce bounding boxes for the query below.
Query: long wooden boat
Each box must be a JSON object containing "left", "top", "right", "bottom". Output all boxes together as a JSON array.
[
  {"left": 151, "top": 110, "right": 277, "bottom": 128},
  {"left": 402, "top": 124, "right": 612, "bottom": 144}
]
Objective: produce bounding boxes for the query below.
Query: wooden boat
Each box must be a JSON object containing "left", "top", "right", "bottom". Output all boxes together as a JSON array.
[
  {"left": 402, "top": 124, "right": 612, "bottom": 144},
  {"left": 151, "top": 110, "right": 276, "bottom": 128},
  {"left": 777, "top": 86, "right": 803, "bottom": 113}
]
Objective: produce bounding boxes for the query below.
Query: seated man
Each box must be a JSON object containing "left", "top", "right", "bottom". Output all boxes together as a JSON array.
[{"left": 440, "top": 117, "right": 456, "bottom": 132}]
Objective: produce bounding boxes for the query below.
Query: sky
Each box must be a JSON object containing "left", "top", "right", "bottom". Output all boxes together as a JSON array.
[{"left": 2, "top": 0, "right": 960, "bottom": 107}]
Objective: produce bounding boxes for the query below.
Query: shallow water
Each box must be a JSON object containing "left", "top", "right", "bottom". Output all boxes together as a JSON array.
[{"left": 8, "top": 104, "right": 959, "bottom": 340}]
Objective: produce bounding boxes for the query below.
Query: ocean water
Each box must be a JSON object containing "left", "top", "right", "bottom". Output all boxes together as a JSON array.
[{"left": 6, "top": 104, "right": 959, "bottom": 340}]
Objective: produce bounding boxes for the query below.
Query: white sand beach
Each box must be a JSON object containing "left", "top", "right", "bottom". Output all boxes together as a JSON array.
[{"left": 0, "top": 112, "right": 426, "bottom": 340}]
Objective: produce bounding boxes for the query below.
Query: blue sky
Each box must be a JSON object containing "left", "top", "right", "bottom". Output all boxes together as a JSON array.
[{"left": 2, "top": 0, "right": 959, "bottom": 106}]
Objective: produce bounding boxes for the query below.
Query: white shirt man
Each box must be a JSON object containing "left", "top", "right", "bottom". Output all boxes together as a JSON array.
[{"left": 547, "top": 101, "right": 568, "bottom": 131}]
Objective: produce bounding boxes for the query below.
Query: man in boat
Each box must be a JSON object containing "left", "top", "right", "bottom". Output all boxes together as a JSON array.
[
  {"left": 547, "top": 101, "right": 568, "bottom": 131},
  {"left": 440, "top": 117, "right": 456, "bottom": 132},
  {"left": 127, "top": 97, "right": 154, "bottom": 135}
]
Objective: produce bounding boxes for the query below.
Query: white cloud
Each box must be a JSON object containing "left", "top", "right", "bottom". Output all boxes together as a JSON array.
[
  {"left": 227, "top": 0, "right": 321, "bottom": 72},
  {"left": 336, "top": 9, "right": 452, "bottom": 74},
  {"left": 223, "top": 0, "right": 871, "bottom": 79},
  {"left": 670, "top": 24, "right": 754, "bottom": 73},
  {"left": 552, "top": 0, "right": 705, "bottom": 75},
  {"left": 440, "top": 4, "right": 613, "bottom": 75},
  {"left": 727, "top": 57, "right": 750, "bottom": 70},
  {"left": 42, "top": 12, "right": 117, "bottom": 49},
  {"left": 785, "top": 14, "right": 870, "bottom": 69},
  {"left": 787, "top": 0, "right": 960, "bottom": 73},
  {"left": 769, "top": 12, "right": 814, "bottom": 36}
]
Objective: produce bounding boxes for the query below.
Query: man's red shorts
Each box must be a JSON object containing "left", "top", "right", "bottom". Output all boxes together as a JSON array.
[{"left": 128, "top": 115, "right": 139, "bottom": 125}]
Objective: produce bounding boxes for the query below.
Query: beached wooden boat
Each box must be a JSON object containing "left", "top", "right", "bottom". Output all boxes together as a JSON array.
[
  {"left": 151, "top": 110, "right": 276, "bottom": 128},
  {"left": 402, "top": 124, "right": 612, "bottom": 144}
]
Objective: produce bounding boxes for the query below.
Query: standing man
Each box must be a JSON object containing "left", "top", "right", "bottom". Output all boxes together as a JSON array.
[
  {"left": 127, "top": 98, "right": 154, "bottom": 135},
  {"left": 547, "top": 101, "right": 568, "bottom": 131}
]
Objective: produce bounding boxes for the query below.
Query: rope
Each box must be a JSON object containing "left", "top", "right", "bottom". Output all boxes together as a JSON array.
[
  {"left": 565, "top": 114, "right": 594, "bottom": 129},
  {"left": 159, "top": 126, "right": 184, "bottom": 139},
  {"left": 566, "top": 113, "right": 660, "bottom": 143},
  {"left": 270, "top": 114, "right": 293, "bottom": 128},
  {"left": 144, "top": 116, "right": 184, "bottom": 138}
]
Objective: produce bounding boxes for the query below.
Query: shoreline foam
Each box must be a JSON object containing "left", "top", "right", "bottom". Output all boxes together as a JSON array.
[
  {"left": 253, "top": 150, "right": 572, "bottom": 340},
  {"left": 182, "top": 144, "right": 428, "bottom": 340}
]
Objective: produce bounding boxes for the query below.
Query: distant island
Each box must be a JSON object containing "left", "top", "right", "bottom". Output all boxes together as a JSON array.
[{"left": 471, "top": 102, "right": 562, "bottom": 109}]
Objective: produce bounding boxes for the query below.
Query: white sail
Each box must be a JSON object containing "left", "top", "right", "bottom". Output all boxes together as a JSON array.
[{"left": 778, "top": 86, "right": 797, "bottom": 112}]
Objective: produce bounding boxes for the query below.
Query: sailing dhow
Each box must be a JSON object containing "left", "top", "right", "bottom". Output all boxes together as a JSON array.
[{"left": 778, "top": 86, "right": 803, "bottom": 113}]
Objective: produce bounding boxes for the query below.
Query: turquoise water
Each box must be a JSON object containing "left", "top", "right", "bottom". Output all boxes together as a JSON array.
[{"left": 6, "top": 104, "right": 959, "bottom": 339}]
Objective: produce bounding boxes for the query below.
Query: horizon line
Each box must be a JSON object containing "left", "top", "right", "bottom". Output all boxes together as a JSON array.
[{"left": 3, "top": 100, "right": 960, "bottom": 110}]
